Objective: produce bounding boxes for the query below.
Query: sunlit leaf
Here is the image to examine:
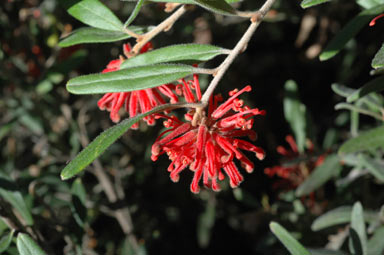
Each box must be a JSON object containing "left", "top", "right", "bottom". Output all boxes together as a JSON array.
[
  {"left": 59, "top": 26, "right": 149, "bottom": 47},
  {"left": 311, "top": 206, "right": 377, "bottom": 231},
  {"left": 66, "top": 0, "right": 123, "bottom": 31},
  {"left": 349, "top": 202, "right": 367, "bottom": 255},
  {"left": 121, "top": 44, "right": 229, "bottom": 69},
  {"left": 320, "top": 4, "right": 384, "bottom": 61},
  {"left": 16, "top": 233, "right": 46, "bottom": 255},
  {"left": 0, "top": 230, "right": 15, "bottom": 253},
  {"left": 270, "top": 222, "right": 311, "bottom": 255},
  {"left": 296, "top": 154, "right": 341, "bottom": 196},
  {"left": 301, "top": 0, "right": 332, "bottom": 9},
  {"left": 66, "top": 64, "right": 195, "bottom": 94},
  {"left": 338, "top": 126, "right": 384, "bottom": 155},
  {"left": 372, "top": 43, "right": 384, "bottom": 69},
  {"left": 61, "top": 106, "right": 170, "bottom": 180}
]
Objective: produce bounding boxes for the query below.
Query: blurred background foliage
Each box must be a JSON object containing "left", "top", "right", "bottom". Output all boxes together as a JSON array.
[{"left": 1, "top": 0, "right": 384, "bottom": 254}]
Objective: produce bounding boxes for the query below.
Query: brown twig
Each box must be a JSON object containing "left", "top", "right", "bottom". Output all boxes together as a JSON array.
[
  {"left": 131, "top": 5, "right": 187, "bottom": 55},
  {"left": 199, "top": 0, "right": 278, "bottom": 107}
]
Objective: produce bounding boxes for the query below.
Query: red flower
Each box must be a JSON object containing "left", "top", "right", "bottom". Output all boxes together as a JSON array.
[
  {"left": 370, "top": 14, "right": 384, "bottom": 26},
  {"left": 97, "top": 42, "right": 179, "bottom": 128},
  {"left": 264, "top": 135, "right": 325, "bottom": 190},
  {"left": 151, "top": 78, "right": 266, "bottom": 193}
]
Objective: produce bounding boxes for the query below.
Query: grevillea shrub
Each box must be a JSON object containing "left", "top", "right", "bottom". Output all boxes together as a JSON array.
[{"left": 1, "top": 0, "right": 384, "bottom": 254}]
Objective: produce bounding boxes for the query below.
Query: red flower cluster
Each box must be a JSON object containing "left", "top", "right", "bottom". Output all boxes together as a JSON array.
[
  {"left": 97, "top": 42, "right": 179, "bottom": 128},
  {"left": 151, "top": 77, "right": 266, "bottom": 193},
  {"left": 264, "top": 135, "right": 325, "bottom": 190},
  {"left": 370, "top": 14, "right": 384, "bottom": 26}
]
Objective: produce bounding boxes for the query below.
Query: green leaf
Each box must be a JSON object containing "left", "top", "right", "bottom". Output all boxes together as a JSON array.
[
  {"left": 295, "top": 154, "right": 341, "bottom": 197},
  {"left": 372, "top": 43, "right": 384, "bottom": 69},
  {"left": 147, "top": 0, "right": 241, "bottom": 3},
  {"left": 332, "top": 83, "right": 356, "bottom": 98},
  {"left": 301, "top": 0, "right": 331, "bottom": 9},
  {"left": 307, "top": 249, "right": 348, "bottom": 255},
  {"left": 66, "top": 64, "right": 194, "bottom": 94},
  {"left": 320, "top": 4, "right": 384, "bottom": 61},
  {"left": 0, "top": 230, "right": 15, "bottom": 253},
  {"left": 283, "top": 80, "right": 306, "bottom": 153},
  {"left": 16, "top": 233, "right": 46, "bottom": 255},
  {"left": 120, "top": 44, "right": 229, "bottom": 69},
  {"left": 71, "top": 178, "right": 87, "bottom": 227},
  {"left": 367, "top": 226, "right": 384, "bottom": 255},
  {"left": 59, "top": 26, "right": 148, "bottom": 47},
  {"left": 124, "top": 0, "right": 145, "bottom": 27},
  {"left": 0, "top": 174, "right": 34, "bottom": 225},
  {"left": 270, "top": 222, "right": 311, "bottom": 255},
  {"left": 349, "top": 202, "right": 367, "bottom": 255},
  {"left": 61, "top": 107, "right": 168, "bottom": 180},
  {"left": 197, "top": 196, "right": 216, "bottom": 248},
  {"left": 359, "top": 154, "right": 384, "bottom": 182},
  {"left": 347, "top": 76, "right": 384, "bottom": 102},
  {"left": 67, "top": 0, "right": 123, "bottom": 31},
  {"left": 192, "top": 0, "right": 237, "bottom": 16},
  {"left": 311, "top": 206, "right": 377, "bottom": 231},
  {"left": 338, "top": 126, "right": 384, "bottom": 155}
]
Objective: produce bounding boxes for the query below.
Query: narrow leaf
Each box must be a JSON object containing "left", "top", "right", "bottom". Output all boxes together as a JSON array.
[
  {"left": 367, "top": 226, "right": 384, "bottom": 255},
  {"left": 16, "top": 233, "right": 46, "bottom": 255},
  {"left": 147, "top": 0, "right": 241, "bottom": 4},
  {"left": 0, "top": 230, "right": 15, "bottom": 253},
  {"left": 0, "top": 174, "right": 34, "bottom": 225},
  {"left": 283, "top": 80, "right": 306, "bottom": 153},
  {"left": 311, "top": 206, "right": 377, "bottom": 231},
  {"left": 67, "top": 0, "right": 123, "bottom": 31},
  {"left": 320, "top": 4, "right": 384, "bottom": 61},
  {"left": 349, "top": 202, "right": 367, "bottom": 255},
  {"left": 372, "top": 43, "right": 384, "bottom": 69},
  {"left": 61, "top": 107, "right": 167, "bottom": 180},
  {"left": 307, "top": 249, "right": 348, "bottom": 255},
  {"left": 59, "top": 26, "right": 148, "bottom": 47},
  {"left": 301, "top": 0, "right": 331, "bottom": 9},
  {"left": 347, "top": 76, "right": 384, "bottom": 102},
  {"left": 296, "top": 154, "right": 341, "bottom": 197},
  {"left": 338, "top": 126, "right": 384, "bottom": 155},
  {"left": 270, "top": 222, "right": 311, "bottom": 255},
  {"left": 332, "top": 83, "right": 356, "bottom": 98},
  {"left": 359, "top": 154, "right": 384, "bottom": 182},
  {"left": 66, "top": 64, "right": 194, "bottom": 94},
  {"left": 120, "top": 44, "right": 229, "bottom": 69},
  {"left": 124, "top": 0, "right": 145, "bottom": 27},
  {"left": 192, "top": 0, "right": 237, "bottom": 16}
]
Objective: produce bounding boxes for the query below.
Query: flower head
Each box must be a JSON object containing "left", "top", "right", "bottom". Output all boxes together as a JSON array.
[
  {"left": 264, "top": 135, "right": 325, "bottom": 190},
  {"left": 97, "top": 42, "right": 179, "bottom": 128},
  {"left": 151, "top": 78, "right": 266, "bottom": 193}
]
